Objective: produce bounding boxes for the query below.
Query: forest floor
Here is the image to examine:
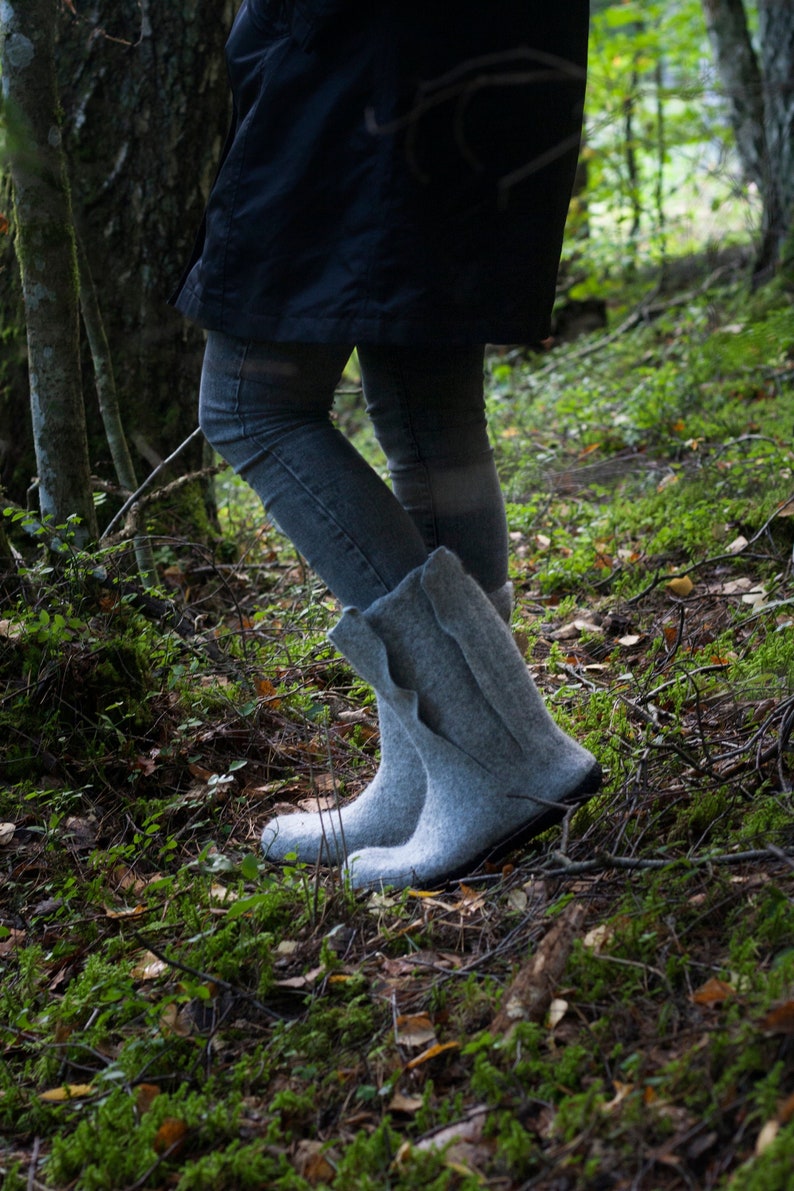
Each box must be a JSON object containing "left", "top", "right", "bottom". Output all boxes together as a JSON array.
[{"left": 2, "top": 253, "right": 794, "bottom": 1190}]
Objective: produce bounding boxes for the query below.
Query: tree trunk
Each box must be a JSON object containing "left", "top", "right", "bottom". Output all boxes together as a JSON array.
[
  {"left": 702, "top": 0, "right": 794, "bottom": 280},
  {"left": 701, "top": 0, "right": 767, "bottom": 192},
  {"left": 59, "top": 1, "right": 235, "bottom": 537},
  {"left": 0, "top": 1, "right": 234, "bottom": 539},
  {"left": 1, "top": 0, "right": 98, "bottom": 543},
  {"left": 756, "top": 0, "right": 794, "bottom": 277}
]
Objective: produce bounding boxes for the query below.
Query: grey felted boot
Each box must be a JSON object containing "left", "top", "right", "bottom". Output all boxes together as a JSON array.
[
  {"left": 261, "top": 580, "right": 514, "bottom": 866},
  {"left": 328, "top": 548, "right": 601, "bottom": 889}
]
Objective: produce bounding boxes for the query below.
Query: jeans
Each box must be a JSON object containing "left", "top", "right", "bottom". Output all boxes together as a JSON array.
[{"left": 199, "top": 332, "right": 508, "bottom": 609}]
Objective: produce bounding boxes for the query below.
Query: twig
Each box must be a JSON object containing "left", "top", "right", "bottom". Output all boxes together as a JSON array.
[
  {"left": 26, "top": 1136, "right": 41, "bottom": 1191},
  {"left": 538, "top": 846, "right": 794, "bottom": 879},
  {"left": 131, "top": 933, "right": 285, "bottom": 1021},
  {"left": 100, "top": 426, "right": 204, "bottom": 540},
  {"left": 534, "top": 265, "right": 734, "bottom": 377}
]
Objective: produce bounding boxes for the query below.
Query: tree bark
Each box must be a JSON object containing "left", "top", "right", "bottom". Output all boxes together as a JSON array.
[
  {"left": 0, "top": 1, "right": 234, "bottom": 538},
  {"left": 701, "top": 0, "right": 767, "bottom": 192},
  {"left": 1, "top": 0, "right": 98, "bottom": 543},
  {"left": 755, "top": 0, "right": 794, "bottom": 277},
  {"left": 702, "top": 0, "right": 794, "bottom": 280},
  {"left": 55, "top": 0, "right": 235, "bottom": 537}
]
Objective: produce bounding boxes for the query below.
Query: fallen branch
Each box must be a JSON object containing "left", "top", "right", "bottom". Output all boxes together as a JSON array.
[
  {"left": 490, "top": 901, "right": 587, "bottom": 1034},
  {"left": 538, "top": 846, "right": 794, "bottom": 880}
]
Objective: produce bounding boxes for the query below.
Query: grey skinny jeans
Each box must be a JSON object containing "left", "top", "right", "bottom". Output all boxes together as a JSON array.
[{"left": 199, "top": 332, "right": 508, "bottom": 609}]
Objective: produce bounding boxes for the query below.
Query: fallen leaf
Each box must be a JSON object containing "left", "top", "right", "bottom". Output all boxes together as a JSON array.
[
  {"left": 778, "top": 1091, "right": 794, "bottom": 1124},
  {"left": 720, "top": 577, "right": 755, "bottom": 595},
  {"left": 725, "top": 535, "right": 748, "bottom": 554},
  {"left": 0, "top": 822, "right": 15, "bottom": 846},
  {"left": 761, "top": 1001, "right": 794, "bottom": 1034},
  {"left": 0, "top": 928, "right": 26, "bottom": 957},
  {"left": 667, "top": 575, "right": 694, "bottom": 597},
  {"left": 64, "top": 816, "right": 97, "bottom": 849},
  {"left": 389, "top": 1091, "right": 424, "bottom": 1114},
  {"left": 692, "top": 977, "right": 734, "bottom": 1006},
  {"left": 405, "top": 1041, "right": 460, "bottom": 1070},
  {"left": 396, "top": 1013, "right": 437, "bottom": 1049},
  {"left": 741, "top": 586, "right": 767, "bottom": 607},
  {"left": 548, "top": 998, "right": 569, "bottom": 1028},
  {"left": 159, "top": 1004, "right": 193, "bottom": 1037},
  {"left": 293, "top": 1139, "right": 338, "bottom": 1185},
  {"left": 275, "top": 966, "right": 324, "bottom": 990},
  {"left": 209, "top": 884, "right": 238, "bottom": 903},
  {"left": 255, "top": 677, "right": 281, "bottom": 707},
  {"left": 604, "top": 1080, "right": 634, "bottom": 1111},
  {"left": 415, "top": 1106, "right": 488, "bottom": 1151},
  {"left": 130, "top": 952, "right": 168, "bottom": 981},
  {"left": 135, "top": 1083, "right": 161, "bottom": 1114},
  {"left": 39, "top": 1083, "right": 95, "bottom": 1101},
  {"left": 755, "top": 1119, "right": 779, "bottom": 1155},
  {"left": 507, "top": 888, "right": 528, "bottom": 913},
  {"left": 153, "top": 1117, "right": 189, "bottom": 1157},
  {"left": 618, "top": 634, "right": 642, "bottom": 647},
  {"left": 103, "top": 903, "right": 145, "bottom": 920}
]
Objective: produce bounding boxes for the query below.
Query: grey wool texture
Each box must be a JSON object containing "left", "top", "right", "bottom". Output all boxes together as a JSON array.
[
  {"left": 328, "top": 548, "right": 601, "bottom": 889},
  {"left": 261, "top": 580, "right": 514, "bottom": 866}
]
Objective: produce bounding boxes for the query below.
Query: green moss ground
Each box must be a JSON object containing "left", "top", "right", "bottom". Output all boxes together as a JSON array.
[{"left": 1, "top": 264, "right": 794, "bottom": 1189}]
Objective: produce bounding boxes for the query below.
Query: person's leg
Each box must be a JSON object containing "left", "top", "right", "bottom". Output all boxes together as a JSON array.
[
  {"left": 199, "top": 332, "right": 429, "bottom": 610},
  {"left": 357, "top": 344, "right": 509, "bottom": 596},
  {"left": 199, "top": 331, "right": 431, "bottom": 863}
]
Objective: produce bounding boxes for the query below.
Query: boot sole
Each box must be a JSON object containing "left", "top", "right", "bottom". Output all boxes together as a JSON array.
[{"left": 441, "top": 760, "right": 603, "bottom": 885}]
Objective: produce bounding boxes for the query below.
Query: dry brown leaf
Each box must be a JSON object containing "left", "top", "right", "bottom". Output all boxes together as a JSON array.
[
  {"left": 293, "top": 1139, "right": 337, "bottom": 1185},
  {"left": 296, "top": 794, "right": 337, "bottom": 813},
  {"left": 153, "top": 1117, "right": 189, "bottom": 1157},
  {"left": 692, "top": 977, "right": 735, "bottom": 1006},
  {"left": 64, "top": 816, "right": 98, "bottom": 849},
  {"left": 415, "top": 1106, "right": 488, "bottom": 1151},
  {"left": 159, "top": 1004, "right": 193, "bottom": 1037},
  {"left": 103, "top": 903, "right": 145, "bottom": 920},
  {"left": 404, "top": 1041, "right": 460, "bottom": 1070},
  {"left": 275, "top": 966, "right": 324, "bottom": 990},
  {"left": 761, "top": 1000, "right": 794, "bottom": 1034},
  {"left": 755, "top": 1119, "right": 780, "bottom": 1155},
  {"left": 130, "top": 952, "right": 168, "bottom": 981},
  {"left": 0, "top": 928, "right": 25, "bottom": 957},
  {"left": 396, "top": 1013, "right": 437, "bottom": 1049},
  {"left": 39, "top": 1083, "right": 95, "bottom": 1101},
  {"left": 389, "top": 1090, "right": 424, "bottom": 1114},
  {"left": 548, "top": 998, "right": 569, "bottom": 1028},
  {"left": 135, "top": 1083, "right": 161, "bottom": 1114},
  {"left": 667, "top": 575, "right": 694, "bottom": 597},
  {"left": 0, "top": 822, "right": 15, "bottom": 846}
]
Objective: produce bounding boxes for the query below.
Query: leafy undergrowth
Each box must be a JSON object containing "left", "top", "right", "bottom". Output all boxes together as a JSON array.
[{"left": 2, "top": 263, "right": 794, "bottom": 1190}]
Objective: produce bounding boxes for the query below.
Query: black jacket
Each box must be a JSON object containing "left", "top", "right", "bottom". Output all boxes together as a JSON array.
[{"left": 172, "top": 0, "right": 588, "bottom": 345}]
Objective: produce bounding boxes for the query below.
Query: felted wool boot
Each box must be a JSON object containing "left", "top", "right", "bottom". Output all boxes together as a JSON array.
[
  {"left": 328, "top": 548, "right": 601, "bottom": 889},
  {"left": 261, "top": 580, "right": 514, "bottom": 866}
]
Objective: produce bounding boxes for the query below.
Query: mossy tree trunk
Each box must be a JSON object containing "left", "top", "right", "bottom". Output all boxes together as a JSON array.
[
  {"left": 0, "top": 1, "right": 235, "bottom": 540},
  {"left": 1, "top": 0, "right": 98, "bottom": 543}
]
